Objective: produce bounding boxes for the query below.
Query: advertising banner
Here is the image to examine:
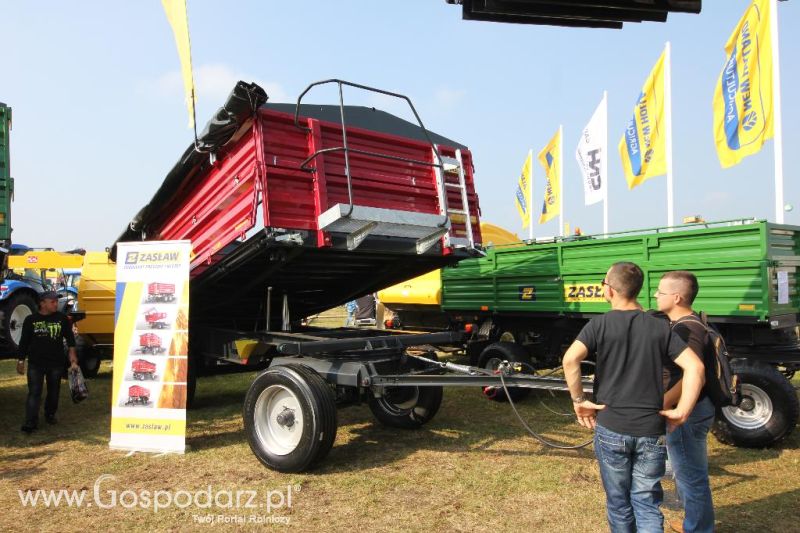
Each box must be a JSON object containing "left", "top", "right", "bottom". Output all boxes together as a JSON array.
[
  {"left": 576, "top": 96, "right": 608, "bottom": 206},
  {"left": 109, "top": 240, "right": 190, "bottom": 454},
  {"left": 514, "top": 151, "right": 533, "bottom": 229},
  {"left": 538, "top": 128, "right": 562, "bottom": 225},
  {"left": 713, "top": 0, "right": 773, "bottom": 168},
  {"left": 619, "top": 49, "right": 667, "bottom": 189}
]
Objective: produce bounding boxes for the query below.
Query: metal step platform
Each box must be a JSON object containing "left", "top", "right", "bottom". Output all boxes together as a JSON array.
[{"left": 318, "top": 203, "right": 450, "bottom": 253}]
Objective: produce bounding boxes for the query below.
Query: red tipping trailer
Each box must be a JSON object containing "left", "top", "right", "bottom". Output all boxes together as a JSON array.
[
  {"left": 144, "top": 308, "right": 168, "bottom": 329},
  {"left": 132, "top": 359, "right": 157, "bottom": 380},
  {"left": 147, "top": 283, "right": 175, "bottom": 303},
  {"left": 109, "top": 81, "right": 500, "bottom": 472},
  {"left": 112, "top": 80, "right": 482, "bottom": 329},
  {"left": 125, "top": 385, "right": 150, "bottom": 406},
  {"left": 138, "top": 333, "right": 165, "bottom": 354}
]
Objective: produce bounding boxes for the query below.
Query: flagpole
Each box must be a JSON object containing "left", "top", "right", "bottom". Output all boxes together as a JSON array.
[
  {"left": 770, "top": 0, "right": 785, "bottom": 224},
  {"left": 559, "top": 125, "right": 564, "bottom": 237},
  {"left": 664, "top": 42, "right": 674, "bottom": 230},
  {"left": 528, "top": 149, "right": 534, "bottom": 240},
  {"left": 602, "top": 91, "right": 609, "bottom": 237}
]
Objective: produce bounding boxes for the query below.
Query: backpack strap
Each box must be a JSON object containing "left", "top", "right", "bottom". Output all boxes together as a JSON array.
[{"left": 671, "top": 315, "right": 709, "bottom": 331}]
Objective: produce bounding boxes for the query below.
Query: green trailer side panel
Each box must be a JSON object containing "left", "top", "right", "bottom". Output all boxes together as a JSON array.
[
  {"left": 0, "top": 103, "right": 12, "bottom": 243},
  {"left": 442, "top": 221, "right": 800, "bottom": 322}
]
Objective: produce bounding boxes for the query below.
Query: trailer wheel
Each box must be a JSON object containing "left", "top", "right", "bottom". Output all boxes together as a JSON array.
[
  {"left": 2, "top": 293, "right": 37, "bottom": 351},
  {"left": 369, "top": 384, "right": 443, "bottom": 429},
  {"left": 75, "top": 336, "right": 101, "bottom": 378},
  {"left": 478, "top": 341, "right": 532, "bottom": 403},
  {"left": 244, "top": 364, "right": 338, "bottom": 473},
  {"left": 712, "top": 361, "right": 799, "bottom": 448}
]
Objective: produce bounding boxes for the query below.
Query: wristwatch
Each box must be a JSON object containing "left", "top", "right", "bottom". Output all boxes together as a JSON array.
[{"left": 572, "top": 395, "right": 587, "bottom": 403}]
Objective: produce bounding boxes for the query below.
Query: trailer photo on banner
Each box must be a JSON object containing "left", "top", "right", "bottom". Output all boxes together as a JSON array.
[{"left": 109, "top": 240, "right": 191, "bottom": 454}]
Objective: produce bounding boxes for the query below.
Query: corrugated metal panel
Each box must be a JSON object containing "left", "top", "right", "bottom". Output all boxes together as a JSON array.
[
  {"left": 156, "top": 131, "right": 260, "bottom": 273},
  {"left": 260, "top": 108, "right": 482, "bottom": 247}
]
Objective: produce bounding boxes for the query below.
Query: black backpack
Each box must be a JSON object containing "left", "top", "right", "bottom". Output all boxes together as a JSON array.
[{"left": 672, "top": 313, "right": 741, "bottom": 408}]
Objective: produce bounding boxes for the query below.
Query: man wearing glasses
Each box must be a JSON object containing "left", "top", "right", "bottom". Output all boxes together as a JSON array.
[
  {"left": 656, "top": 271, "right": 716, "bottom": 533},
  {"left": 562, "top": 262, "right": 705, "bottom": 533}
]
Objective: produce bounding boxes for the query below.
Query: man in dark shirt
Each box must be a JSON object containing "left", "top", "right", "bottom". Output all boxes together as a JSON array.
[
  {"left": 563, "top": 262, "right": 705, "bottom": 533},
  {"left": 657, "top": 271, "right": 715, "bottom": 533},
  {"left": 16, "top": 291, "right": 78, "bottom": 433}
]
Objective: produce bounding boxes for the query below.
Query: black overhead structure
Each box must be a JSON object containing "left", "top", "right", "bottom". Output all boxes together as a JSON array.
[{"left": 447, "top": 0, "right": 702, "bottom": 29}]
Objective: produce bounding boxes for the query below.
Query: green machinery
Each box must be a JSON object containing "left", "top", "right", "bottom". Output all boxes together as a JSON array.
[
  {"left": 442, "top": 219, "right": 800, "bottom": 448},
  {"left": 0, "top": 103, "right": 12, "bottom": 247}
]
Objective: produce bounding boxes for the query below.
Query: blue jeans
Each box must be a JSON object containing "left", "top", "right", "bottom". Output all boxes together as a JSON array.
[
  {"left": 594, "top": 424, "right": 667, "bottom": 533},
  {"left": 666, "top": 396, "right": 716, "bottom": 533},
  {"left": 25, "top": 364, "right": 64, "bottom": 426}
]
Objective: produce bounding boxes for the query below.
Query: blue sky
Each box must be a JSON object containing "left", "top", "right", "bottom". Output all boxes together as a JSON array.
[{"left": 3, "top": 1, "right": 798, "bottom": 250}]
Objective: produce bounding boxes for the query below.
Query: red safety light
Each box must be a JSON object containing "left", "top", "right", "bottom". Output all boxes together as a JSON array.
[
  {"left": 0, "top": 285, "right": 7, "bottom": 292},
  {"left": 464, "top": 323, "right": 475, "bottom": 334},
  {"left": 384, "top": 319, "right": 395, "bottom": 329}
]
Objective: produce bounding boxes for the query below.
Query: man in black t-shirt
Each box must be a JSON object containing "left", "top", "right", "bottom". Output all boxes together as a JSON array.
[
  {"left": 657, "top": 271, "right": 715, "bottom": 533},
  {"left": 16, "top": 291, "right": 78, "bottom": 433},
  {"left": 562, "top": 262, "right": 705, "bottom": 533}
]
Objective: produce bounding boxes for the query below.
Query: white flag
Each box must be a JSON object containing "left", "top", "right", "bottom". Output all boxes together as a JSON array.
[{"left": 575, "top": 96, "right": 607, "bottom": 206}]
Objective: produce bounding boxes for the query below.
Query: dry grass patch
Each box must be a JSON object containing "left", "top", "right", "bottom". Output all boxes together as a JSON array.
[{"left": 1, "top": 345, "right": 798, "bottom": 532}]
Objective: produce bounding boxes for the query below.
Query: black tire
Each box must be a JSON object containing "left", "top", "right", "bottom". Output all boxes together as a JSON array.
[
  {"left": 477, "top": 341, "right": 533, "bottom": 403},
  {"left": 186, "top": 355, "right": 197, "bottom": 409},
  {"left": 712, "top": 360, "right": 799, "bottom": 448},
  {"left": 370, "top": 351, "right": 441, "bottom": 429},
  {"left": 369, "top": 384, "right": 443, "bottom": 429},
  {"left": 243, "top": 364, "right": 338, "bottom": 472},
  {"left": 75, "top": 335, "right": 101, "bottom": 378},
  {"left": 1, "top": 293, "right": 37, "bottom": 351}
]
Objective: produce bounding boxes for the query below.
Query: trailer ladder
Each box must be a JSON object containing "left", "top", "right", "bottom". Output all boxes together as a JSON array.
[{"left": 432, "top": 146, "right": 475, "bottom": 250}]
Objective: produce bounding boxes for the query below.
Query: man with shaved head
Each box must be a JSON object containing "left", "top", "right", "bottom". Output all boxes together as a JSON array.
[
  {"left": 657, "top": 271, "right": 715, "bottom": 533},
  {"left": 563, "top": 262, "right": 705, "bottom": 533}
]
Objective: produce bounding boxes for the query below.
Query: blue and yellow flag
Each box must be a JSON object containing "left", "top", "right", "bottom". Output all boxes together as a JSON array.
[
  {"left": 514, "top": 151, "right": 533, "bottom": 229},
  {"left": 619, "top": 50, "right": 667, "bottom": 189},
  {"left": 538, "top": 129, "right": 561, "bottom": 224},
  {"left": 713, "top": 0, "right": 773, "bottom": 168},
  {"left": 162, "top": 0, "right": 197, "bottom": 129}
]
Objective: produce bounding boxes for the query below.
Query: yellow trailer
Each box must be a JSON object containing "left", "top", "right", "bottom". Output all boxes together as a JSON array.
[
  {"left": 377, "top": 222, "right": 520, "bottom": 329},
  {"left": 72, "top": 251, "right": 116, "bottom": 376}
]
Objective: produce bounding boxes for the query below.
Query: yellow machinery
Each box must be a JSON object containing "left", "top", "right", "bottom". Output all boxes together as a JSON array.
[
  {"left": 72, "top": 251, "right": 116, "bottom": 376},
  {"left": 75, "top": 251, "right": 116, "bottom": 339},
  {"left": 5, "top": 249, "right": 116, "bottom": 376},
  {"left": 377, "top": 222, "right": 520, "bottom": 328},
  {"left": 7, "top": 249, "right": 86, "bottom": 271},
  {"left": 7, "top": 250, "right": 116, "bottom": 337},
  {"left": 1, "top": 249, "right": 86, "bottom": 353}
]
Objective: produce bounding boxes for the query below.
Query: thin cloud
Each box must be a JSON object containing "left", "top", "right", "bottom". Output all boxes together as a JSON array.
[
  {"left": 705, "top": 191, "right": 732, "bottom": 203},
  {"left": 136, "top": 63, "right": 289, "bottom": 105},
  {"left": 434, "top": 86, "right": 466, "bottom": 108}
]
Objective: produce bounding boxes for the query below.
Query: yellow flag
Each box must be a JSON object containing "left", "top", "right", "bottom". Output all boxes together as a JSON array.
[
  {"left": 538, "top": 129, "right": 561, "bottom": 225},
  {"left": 162, "top": 0, "right": 196, "bottom": 129},
  {"left": 713, "top": 0, "right": 773, "bottom": 168},
  {"left": 619, "top": 50, "right": 667, "bottom": 189},
  {"left": 514, "top": 151, "right": 533, "bottom": 229}
]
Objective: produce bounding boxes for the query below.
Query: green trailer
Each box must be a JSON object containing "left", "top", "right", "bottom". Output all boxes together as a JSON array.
[
  {"left": 0, "top": 102, "right": 12, "bottom": 247},
  {"left": 442, "top": 219, "right": 800, "bottom": 448}
]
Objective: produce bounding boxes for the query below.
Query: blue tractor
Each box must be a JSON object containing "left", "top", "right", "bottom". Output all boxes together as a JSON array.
[{"left": 0, "top": 244, "right": 81, "bottom": 353}]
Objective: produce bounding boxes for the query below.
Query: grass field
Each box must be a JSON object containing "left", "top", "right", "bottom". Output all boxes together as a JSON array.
[{"left": 1, "top": 321, "right": 799, "bottom": 532}]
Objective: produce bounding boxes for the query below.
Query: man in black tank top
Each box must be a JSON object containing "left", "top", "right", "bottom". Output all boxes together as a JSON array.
[{"left": 563, "top": 262, "right": 705, "bottom": 533}]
